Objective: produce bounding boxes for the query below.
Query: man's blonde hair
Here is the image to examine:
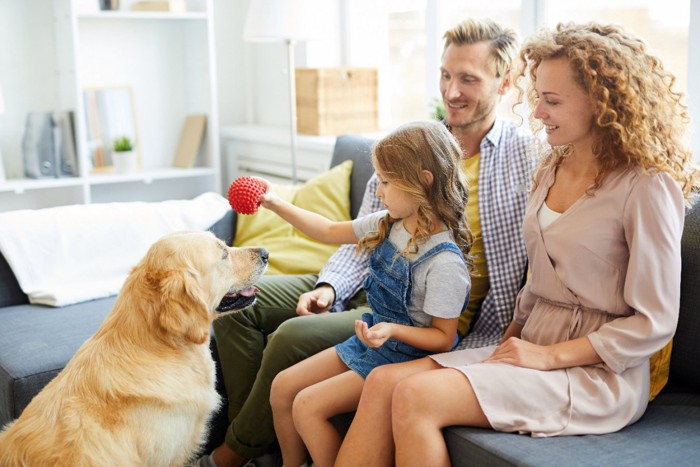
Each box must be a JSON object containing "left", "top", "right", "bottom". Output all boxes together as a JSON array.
[{"left": 443, "top": 17, "right": 520, "bottom": 78}]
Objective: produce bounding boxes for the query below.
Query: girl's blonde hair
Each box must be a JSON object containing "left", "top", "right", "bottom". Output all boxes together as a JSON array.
[
  {"left": 357, "top": 121, "right": 473, "bottom": 265},
  {"left": 516, "top": 22, "right": 696, "bottom": 197}
]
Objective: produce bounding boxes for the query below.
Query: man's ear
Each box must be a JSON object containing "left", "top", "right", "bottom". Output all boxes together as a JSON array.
[{"left": 498, "top": 70, "right": 513, "bottom": 96}]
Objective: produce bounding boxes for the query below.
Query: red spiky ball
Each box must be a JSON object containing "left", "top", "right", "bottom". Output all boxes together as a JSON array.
[{"left": 227, "top": 177, "right": 267, "bottom": 215}]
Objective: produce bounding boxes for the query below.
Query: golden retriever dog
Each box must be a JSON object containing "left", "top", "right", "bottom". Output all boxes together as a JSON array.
[{"left": 0, "top": 231, "right": 268, "bottom": 467}]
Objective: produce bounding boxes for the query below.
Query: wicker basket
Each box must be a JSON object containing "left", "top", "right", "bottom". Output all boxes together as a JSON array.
[{"left": 295, "top": 67, "right": 379, "bottom": 136}]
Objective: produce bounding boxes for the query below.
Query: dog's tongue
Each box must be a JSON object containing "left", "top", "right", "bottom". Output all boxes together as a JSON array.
[{"left": 239, "top": 287, "right": 258, "bottom": 297}]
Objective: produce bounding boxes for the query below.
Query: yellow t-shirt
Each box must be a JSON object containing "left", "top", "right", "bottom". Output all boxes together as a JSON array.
[{"left": 459, "top": 154, "right": 490, "bottom": 336}]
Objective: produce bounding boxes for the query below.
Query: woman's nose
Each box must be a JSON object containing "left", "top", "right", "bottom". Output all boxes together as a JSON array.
[{"left": 533, "top": 100, "right": 546, "bottom": 120}]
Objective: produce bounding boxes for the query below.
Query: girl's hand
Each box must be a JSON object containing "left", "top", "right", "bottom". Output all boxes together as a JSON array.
[
  {"left": 252, "top": 177, "right": 281, "bottom": 210},
  {"left": 355, "top": 320, "right": 392, "bottom": 348},
  {"left": 484, "top": 336, "right": 554, "bottom": 371}
]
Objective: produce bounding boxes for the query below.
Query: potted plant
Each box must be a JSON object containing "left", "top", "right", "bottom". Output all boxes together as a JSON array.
[{"left": 112, "top": 136, "right": 139, "bottom": 173}]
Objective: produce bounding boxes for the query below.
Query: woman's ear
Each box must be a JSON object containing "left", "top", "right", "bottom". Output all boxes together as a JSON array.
[{"left": 421, "top": 169, "right": 434, "bottom": 188}]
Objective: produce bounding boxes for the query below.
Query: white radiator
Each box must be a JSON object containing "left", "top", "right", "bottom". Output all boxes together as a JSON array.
[{"left": 221, "top": 125, "right": 337, "bottom": 185}]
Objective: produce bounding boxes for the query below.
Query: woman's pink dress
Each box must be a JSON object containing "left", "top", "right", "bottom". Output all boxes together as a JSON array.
[{"left": 431, "top": 166, "right": 684, "bottom": 436}]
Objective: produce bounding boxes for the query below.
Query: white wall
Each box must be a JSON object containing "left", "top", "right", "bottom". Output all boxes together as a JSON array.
[{"left": 213, "top": 0, "right": 341, "bottom": 129}]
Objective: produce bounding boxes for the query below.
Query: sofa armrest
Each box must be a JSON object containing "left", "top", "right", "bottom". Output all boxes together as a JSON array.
[
  {"left": 0, "top": 251, "right": 29, "bottom": 308},
  {"left": 208, "top": 210, "right": 238, "bottom": 246}
]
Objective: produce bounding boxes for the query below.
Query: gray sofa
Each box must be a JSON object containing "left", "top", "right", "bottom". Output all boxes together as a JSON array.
[{"left": 1, "top": 134, "right": 699, "bottom": 465}]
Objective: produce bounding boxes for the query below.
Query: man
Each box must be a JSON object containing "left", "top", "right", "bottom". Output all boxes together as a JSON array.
[{"left": 200, "top": 17, "right": 534, "bottom": 467}]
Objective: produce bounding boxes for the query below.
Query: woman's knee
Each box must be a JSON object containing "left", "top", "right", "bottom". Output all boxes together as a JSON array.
[
  {"left": 392, "top": 376, "right": 430, "bottom": 422},
  {"left": 364, "top": 365, "right": 398, "bottom": 396}
]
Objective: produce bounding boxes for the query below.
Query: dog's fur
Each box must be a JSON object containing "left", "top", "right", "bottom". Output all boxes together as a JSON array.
[{"left": 0, "top": 231, "right": 267, "bottom": 467}]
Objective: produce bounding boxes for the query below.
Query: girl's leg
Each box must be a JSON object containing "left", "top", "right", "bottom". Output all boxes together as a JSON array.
[
  {"left": 293, "top": 370, "right": 364, "bottom": 467},
  {"left": 393, "top": 368, "right": 490, "bottom": 467},
  {"left": 335, "top": 357, "right": 441, "bottom": 467},
  {"left": 270, "top": 347, "right": 348, "bottom": 467}
]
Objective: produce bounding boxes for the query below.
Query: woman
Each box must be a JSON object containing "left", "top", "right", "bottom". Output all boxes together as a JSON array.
[{"left": 335, "top": 22, "right": 696, "bottom": 467}]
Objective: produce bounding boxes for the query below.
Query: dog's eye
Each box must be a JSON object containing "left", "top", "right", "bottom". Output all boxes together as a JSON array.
[{"left": 222, "top": 249, "right": 229, "bottom": 260}]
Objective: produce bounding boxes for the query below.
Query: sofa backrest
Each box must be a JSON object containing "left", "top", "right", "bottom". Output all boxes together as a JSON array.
[
  {"left": 330, "top": 134, "right": 376, "bottom": 219},
  {"left": 672, "top": 198, "right": 700, "bottom": 391}
]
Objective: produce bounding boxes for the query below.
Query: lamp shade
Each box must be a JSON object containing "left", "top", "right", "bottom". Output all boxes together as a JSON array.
[{"left": 242, "top": 0, "right": 323, "bottom": 42}]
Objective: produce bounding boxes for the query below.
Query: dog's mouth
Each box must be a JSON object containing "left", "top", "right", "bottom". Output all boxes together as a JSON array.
[{"left": 216, "top": 287, "right": 259, "bottom": 312}]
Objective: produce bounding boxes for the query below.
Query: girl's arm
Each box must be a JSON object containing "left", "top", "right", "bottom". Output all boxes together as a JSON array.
[
  {"left": 356, "top": 317, "right": 458, "bottom": 353},
  {"left": 259, "top": 184, "right": 359, "bottom": 245}
]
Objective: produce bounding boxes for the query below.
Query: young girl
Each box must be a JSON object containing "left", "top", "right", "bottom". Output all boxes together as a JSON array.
[{"left": 256, "top": 120, "right": 472, "bottom": 467}]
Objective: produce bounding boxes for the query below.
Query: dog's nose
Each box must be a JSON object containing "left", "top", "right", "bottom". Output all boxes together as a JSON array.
[{"left": 260, "top": 249, "right": 269, "bottom": 263}]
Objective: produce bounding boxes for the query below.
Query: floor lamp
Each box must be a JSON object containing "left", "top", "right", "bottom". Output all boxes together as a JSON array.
[{"left": 242, "top": 0, "right": 321, "bottom": 184}]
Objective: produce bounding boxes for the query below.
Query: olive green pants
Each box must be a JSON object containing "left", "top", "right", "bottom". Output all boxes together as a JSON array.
[{"left": 212, "top": 274, "right": 369, "bottom": 459}]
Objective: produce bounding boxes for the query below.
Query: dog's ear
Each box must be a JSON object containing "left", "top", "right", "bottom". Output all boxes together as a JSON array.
[{"left": 154, "top": 268, "right": 211, "bottom": 345}]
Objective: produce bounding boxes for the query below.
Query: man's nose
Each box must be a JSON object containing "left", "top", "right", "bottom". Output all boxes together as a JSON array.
[{"left": 444, "top": 80, "right": 461, "bottom": 100}]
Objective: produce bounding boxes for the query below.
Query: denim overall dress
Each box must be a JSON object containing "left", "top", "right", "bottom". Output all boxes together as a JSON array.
[{"left": 335, "top": 236, "right": 467, "bottom": 379}]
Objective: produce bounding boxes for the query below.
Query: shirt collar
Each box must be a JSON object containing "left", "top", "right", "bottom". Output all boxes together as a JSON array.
[{"left": 482, "top": 116, "right": 504, "bottom": 149}]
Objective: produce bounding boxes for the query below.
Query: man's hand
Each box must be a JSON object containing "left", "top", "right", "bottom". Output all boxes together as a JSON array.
[{"left": 296, "top": 284, "right": 336, "bottom": 316}]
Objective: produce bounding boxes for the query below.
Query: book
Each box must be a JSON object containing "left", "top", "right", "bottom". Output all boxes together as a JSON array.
[
  {"left": 173, "top": 115, "right": 207, "bottom": 168},
  {"left": 131, "top": 0, "right": 186, "bottom": 12}
]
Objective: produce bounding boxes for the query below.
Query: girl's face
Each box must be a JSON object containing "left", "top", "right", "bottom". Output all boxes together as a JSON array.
[
  {"left": 533, "top": 57, "right": 596, "bottom": 150},
  {"left": 374, "top": 167, "right": 420, "bottom": 224}
]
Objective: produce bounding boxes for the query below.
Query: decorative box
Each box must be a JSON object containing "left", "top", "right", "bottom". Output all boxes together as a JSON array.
[{"left": 295, "top": 67, "right": 379, "bottom": 136}]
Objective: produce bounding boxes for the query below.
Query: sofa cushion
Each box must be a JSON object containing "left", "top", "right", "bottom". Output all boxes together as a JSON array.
[
  {"left": 233, "top": 160, "right": 354, "bottom": 275},
  {"left": 444, "top": 405, "right": 700, "bottom": 466},
  {"left": 0, "top": 297, "right": 116, "bottom": 425}
]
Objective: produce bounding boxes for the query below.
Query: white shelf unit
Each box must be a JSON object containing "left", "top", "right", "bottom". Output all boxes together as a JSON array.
[{"left": 0, "top": 0, "right": 220, "bottom": 213}]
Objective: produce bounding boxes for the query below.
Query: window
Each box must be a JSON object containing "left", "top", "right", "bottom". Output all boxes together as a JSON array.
[
  {"left": 546, "top": 0, "right": 690, "bottom": 97},
  {"left": 339, "top": 0, "right": 693, "bottom": 143}
]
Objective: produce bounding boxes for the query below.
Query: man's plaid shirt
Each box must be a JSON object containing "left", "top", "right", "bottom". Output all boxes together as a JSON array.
[{"left": 317, "top": 118, "right": 536, "bottom": 349}]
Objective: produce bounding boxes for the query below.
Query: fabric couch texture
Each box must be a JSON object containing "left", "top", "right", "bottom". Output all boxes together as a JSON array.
[{"left": 0, "top": 134, "right": 698, "bottom": 466}]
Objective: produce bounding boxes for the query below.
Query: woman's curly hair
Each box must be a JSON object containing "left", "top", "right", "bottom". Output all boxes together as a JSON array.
[
  {"left": 515, "top": 22, "right": 696, "bottom": 198},
  {"left": 357, "top": 121, "right": 473, "bottom": 267}
]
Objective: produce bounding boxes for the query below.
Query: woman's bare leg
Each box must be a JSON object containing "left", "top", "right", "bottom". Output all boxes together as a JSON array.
[
  {"left": 393, "top": 368, "right": 490, "bottom": 467},
  {"left": 335, "top": 357, "right": 440, "bottom": 467},
  {"left": 270, "top": 348, "right": 348, "bottom": 467},
  {"left": 293, "top": 370, "right": 364, "bottom": 467}
]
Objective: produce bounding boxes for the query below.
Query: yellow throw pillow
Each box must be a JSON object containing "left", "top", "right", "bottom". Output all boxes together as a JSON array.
[
  {"left": 649, "top": 339, "right": 673, "bottom": 401},
  {"left": 233, "top": 184, "right": 298, "bottom": 245},
  {"left": 233, "top": 160, "right": 354, "bottom": 275}
]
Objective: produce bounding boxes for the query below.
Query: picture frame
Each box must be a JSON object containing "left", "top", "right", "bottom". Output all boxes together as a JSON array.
[{"left": 82, "top": 86, "right": 141, "bottom": 173}]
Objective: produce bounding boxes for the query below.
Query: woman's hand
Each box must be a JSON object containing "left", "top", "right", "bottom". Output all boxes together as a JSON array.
[
  {"left": 486, "top": 335, "right": 602, "bottom": 371},
  {"left": 485, "top": 337, "right": 554, "bottom": 370},
  {"left": 355, "top": 320, "right": 393, "bottom": 348}
]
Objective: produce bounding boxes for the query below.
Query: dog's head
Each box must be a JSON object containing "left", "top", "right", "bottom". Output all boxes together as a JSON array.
[{"left": 133, "top": 231, "right": 267, "bottom": 346}]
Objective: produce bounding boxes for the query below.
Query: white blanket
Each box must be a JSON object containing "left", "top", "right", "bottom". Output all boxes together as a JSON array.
[{"left": 0, "top": 192, "right": 231, "bottom": 307}]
